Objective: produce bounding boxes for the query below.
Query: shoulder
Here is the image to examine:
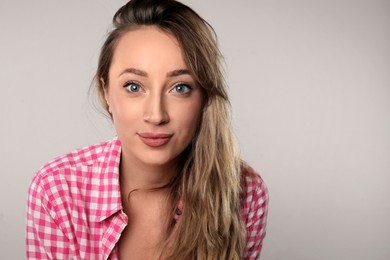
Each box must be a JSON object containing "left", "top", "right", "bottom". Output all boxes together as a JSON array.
[
  {"left": 240, "top": 162, "right": 269, "bottom": 257},
  {"left": 32, "top": 138, "right": 119, "bottom": 180},
  {"left": 240, "top": 162, "right": 269, "bottom": 226},
  {"left": 38, "top": 139, "right": 117, "bottom": 175},
  {"left": 28, "top": 138, "right": 121, "bottom": 204},
  {"left": 241, "top": 162, "right": 268, "bottom": 207}
]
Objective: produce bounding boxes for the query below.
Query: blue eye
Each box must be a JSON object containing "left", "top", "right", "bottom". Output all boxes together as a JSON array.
[
  {"left": 124, "top": 82, "right": 143, "bottom": 92},
  {"left": 172, "top": 84, "right": 191, "bottom": 94}
]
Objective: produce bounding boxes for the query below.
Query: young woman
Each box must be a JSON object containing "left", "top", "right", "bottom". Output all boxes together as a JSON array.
[{"left": 26, "top": 0, "right": 268, "bottom": 259}]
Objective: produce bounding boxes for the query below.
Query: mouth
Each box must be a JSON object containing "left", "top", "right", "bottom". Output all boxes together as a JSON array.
[{"left": 137, "top": 132, "right": 174, "bottom": 147}]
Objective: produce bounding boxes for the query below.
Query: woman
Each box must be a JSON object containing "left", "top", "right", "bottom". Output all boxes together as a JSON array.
[{"left": 26, "top": 0, "right": 268, "bottom": 259}]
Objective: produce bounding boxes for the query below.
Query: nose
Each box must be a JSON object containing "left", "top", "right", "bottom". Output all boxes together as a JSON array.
[{"left": 143, "top": 92, "right": 169, "bottom": 125}]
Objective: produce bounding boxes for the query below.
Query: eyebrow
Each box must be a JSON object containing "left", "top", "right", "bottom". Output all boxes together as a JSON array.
[
  {"left": 119, "top": 68, "right": 147, "bottom": 77},
  {"left": 119, "top": 68, "right": 191, "bottom": 78},
  {"left": 166, "top": 69, "right": 191, "bottom": 77}
]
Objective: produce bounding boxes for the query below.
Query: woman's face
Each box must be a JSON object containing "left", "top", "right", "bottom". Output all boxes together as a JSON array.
[{"left": 105, "top": 26, "right": 203, "bottom": 168}]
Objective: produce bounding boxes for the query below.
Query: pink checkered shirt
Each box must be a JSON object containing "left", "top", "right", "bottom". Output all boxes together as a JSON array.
[{"left": 26, "top": 138, "right": 268, "bottom": 259}]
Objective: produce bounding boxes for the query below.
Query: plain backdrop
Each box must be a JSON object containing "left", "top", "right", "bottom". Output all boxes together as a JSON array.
[{"left": 1, "top": 0, "right": 389, "bottom": 259}]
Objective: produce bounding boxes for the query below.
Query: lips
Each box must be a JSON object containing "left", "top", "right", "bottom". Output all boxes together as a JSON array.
[{"left": 137, "top": 132, "right": 173, "bottom": 147}]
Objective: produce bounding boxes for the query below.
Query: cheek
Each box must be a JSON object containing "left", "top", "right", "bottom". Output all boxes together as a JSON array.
[
  {"left": 110, "top": 98, "right": 141, "bottom": 129},
  {"left": 175, "top": 102, "right": 202, "bottom": 136}
]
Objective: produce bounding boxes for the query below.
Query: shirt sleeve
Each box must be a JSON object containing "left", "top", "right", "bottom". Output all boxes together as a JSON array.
[
  {"left": 242, "top": 167, "right": 269, "bottom": 260},
  {"left": 26, "top": 174, "right": 70, "bottom": 259}
]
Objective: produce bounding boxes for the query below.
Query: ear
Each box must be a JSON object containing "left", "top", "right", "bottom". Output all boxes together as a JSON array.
[{"left": 100, "top": 78, "right": 112, "bottom": 114}]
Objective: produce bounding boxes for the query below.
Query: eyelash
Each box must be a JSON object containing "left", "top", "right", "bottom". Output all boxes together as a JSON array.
[
  {"left": 123, "top": 81, "right": 192, "bottom": 95},
  {"left": 123, "top": 81, "right": 143, "bottom": 93},
  {"left": 170, "top": 83, "right": 192, "bottom": 95}
]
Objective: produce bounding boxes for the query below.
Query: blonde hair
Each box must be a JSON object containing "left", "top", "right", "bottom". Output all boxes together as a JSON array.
[{"left": 95, "top": 0, "right": 245, "bottom": 258}]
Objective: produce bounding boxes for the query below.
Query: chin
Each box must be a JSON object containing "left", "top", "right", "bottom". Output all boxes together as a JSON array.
[{"left": 139, "top": 152, "right": 178, "bottom": 167}]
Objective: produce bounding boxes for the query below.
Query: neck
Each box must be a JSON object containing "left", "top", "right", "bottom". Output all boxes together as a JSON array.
[{"left": 119, "top": 152, "right": 178, "bottom": 192}]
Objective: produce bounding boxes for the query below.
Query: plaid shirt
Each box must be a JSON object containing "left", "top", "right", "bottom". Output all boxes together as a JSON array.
[{"left": 26, "top": 138, "right": 268, "bottom": 259}]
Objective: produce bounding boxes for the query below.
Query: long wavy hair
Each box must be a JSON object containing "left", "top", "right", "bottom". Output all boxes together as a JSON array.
[{"left": 95, "top": 0, "right": 245, "bottom": 258}]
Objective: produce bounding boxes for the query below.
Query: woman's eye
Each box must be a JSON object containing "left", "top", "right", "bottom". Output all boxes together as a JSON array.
[
  {"left": 124, "top": 82, "right": 143, "bottom": 93},
  {"left": 172, "top": 84, "right": 191, "bottom": 94}
]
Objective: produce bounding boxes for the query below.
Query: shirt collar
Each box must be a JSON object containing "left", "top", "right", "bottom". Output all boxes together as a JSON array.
[
  {"left": 90, "top": 137, "right": 123, "bottom": 222},
  {"left": 88, "top": 137, "right": 183, "bottom": 224}
]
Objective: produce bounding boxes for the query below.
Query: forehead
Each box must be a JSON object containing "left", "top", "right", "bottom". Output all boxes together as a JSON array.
[{"left": 110, "top": 26, "right": 187, "bottom": 74}]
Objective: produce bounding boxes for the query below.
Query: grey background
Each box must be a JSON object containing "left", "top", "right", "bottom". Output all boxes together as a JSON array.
[{"left": 1, "top": 0, "right": 389, "bottom": 259}]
